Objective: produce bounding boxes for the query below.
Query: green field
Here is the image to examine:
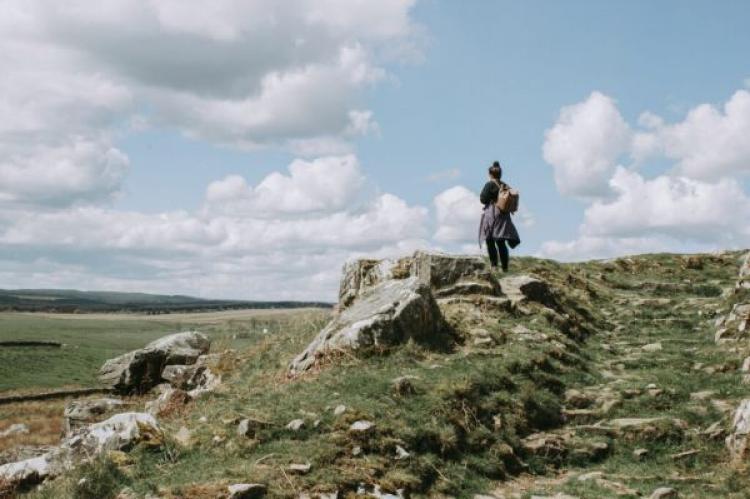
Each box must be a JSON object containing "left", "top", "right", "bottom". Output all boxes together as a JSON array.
[{"left": 0, "top": 309, "right": 330, "bottom": 393}]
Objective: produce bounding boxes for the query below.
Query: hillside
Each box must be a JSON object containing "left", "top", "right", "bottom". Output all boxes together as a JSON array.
[
  {"left": 0, "top": 289, "right": 331, "bottom": 313},
  {"left": 2, "top": 250, "right": 750, "bottom": 498}
]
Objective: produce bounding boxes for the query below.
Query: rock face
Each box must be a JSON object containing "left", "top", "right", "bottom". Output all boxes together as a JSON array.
[
  {"left": 290, "top": 251, "right": 505, "bottom": 374},
  {"left": 63, "top": 398, "right": 126, "bottom": 435},
  {"left": 0, "top": 412, "right": 162, "bottom": 490},
  {"left": 63, "top": 412, "right": 163, "bottom": 460},
  {"left": 99, "top": 331, "right": 210, "bottom": 394},
  {"left": 727, "top": 399, "right": 750, "bottom": 463}
]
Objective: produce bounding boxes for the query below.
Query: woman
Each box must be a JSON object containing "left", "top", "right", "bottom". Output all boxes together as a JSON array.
[{"left": 479, "top": 161, "right": 520, "bottom": 271}]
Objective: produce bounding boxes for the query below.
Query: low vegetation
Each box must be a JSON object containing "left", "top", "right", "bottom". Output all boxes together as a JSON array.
[{"left": 2, "top": 251, "right": 749, "bottom": 498}]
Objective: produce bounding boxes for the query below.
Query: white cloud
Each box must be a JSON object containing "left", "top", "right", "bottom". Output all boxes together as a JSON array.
[
  {"left": 433, "top": 186, "right": 481, "bottom": 243},
  {"left": 0, "top": 153, "right": 431, "bottom": 300},
  {"left": 204, "top": 155, "right": 366, "bottom": 217},
  {"left": 537, "top": 235, "right": 671, "bottom": 262},
  {"left": 0, "top": 138, "right": 129, "bottom": 207},
  {"left": 541, "top": 87, "right": 750, "bottom": 262},
  {"left": 633, "top": 90, "right": 750, "bottom": 179},
  {"left": 542, "top": 91, "right": 632, "bottom": 199},
  {"left": 0, "top": 0, "right": 422, "bottom": 206},
  {"left": 582, "top": 168, "right": 750, "bottom": 241}
]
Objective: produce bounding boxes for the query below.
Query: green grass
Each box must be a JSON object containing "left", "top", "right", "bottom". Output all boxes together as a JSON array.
[
  {"left": 16, "top": 250, "right": 750, "bottom": 498},
  {"left": 0, "top": 310, "right": 329, "bottom": 392}
]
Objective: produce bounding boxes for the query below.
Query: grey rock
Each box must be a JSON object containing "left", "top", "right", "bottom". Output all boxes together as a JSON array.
[
  {"left": 290, "top": 278, "right": 446, "bottom": 374},
  {"left": 290, "top": 251, "right": 509, "bottom": 374},
  {"left": 350, "top": 420, "right": 375, "bottom": 432},
  {"left": 228, "top": 483, "right": 266, "bottom": 499},
  {"left": 0, "top": 423, "right": 29, "bottom": 438},
  {"left": 99, "top": 331, "right": 210, "bottom": 394},
  {"left": 63, "top": 398, "right": 126, "bottom": 434},
  {"left": 0, "top": 412, "right": 162, "bottom": 491},
  {"left": 286, "top": 419, "right": 305, "bottom": 431},
  {"left": 498, "top": 275, "right": 555, "bottom": 307},
  {"left": 649, "top": 487, "right": 678, "bottom": 499},
  {"left": 727, "top": 399, "right": 750, "bottom": 463},
  {"left": 287, "top": 462, "right": 311, "bottom": 474}
]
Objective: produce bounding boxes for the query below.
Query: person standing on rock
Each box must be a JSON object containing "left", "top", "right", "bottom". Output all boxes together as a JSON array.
[{"left": 479, "top": 161, "right": 520, "bottom": 271}]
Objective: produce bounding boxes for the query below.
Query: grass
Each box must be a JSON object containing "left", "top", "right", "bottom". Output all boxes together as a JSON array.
[
  {"left": 0, "top": 309, "right": 329, "bottom": 393},
  {"left": 6, "top": 250, "right": 750, "bottom": 498}
]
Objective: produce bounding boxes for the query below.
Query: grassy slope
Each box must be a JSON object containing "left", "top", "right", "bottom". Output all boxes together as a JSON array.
[
  {"left": 0, "top": 309, "right": 329, "bottom": 393},
  {"left": 21, "top": 251, "right": 750, "bottom": 498}
]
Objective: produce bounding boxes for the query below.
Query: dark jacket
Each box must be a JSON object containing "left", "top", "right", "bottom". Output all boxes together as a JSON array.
[
  {"left": 480, "top": 180, "right": 506, "bottom": 205},
  {"left": 478, "top": 179, "right": 520, "bottom": 248}
]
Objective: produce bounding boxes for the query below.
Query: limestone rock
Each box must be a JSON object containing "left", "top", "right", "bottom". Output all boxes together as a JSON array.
[
  {"left": 289, "top": 278, "right": 446, "bottom": 374},
  {"left": 0, "top": 412, "right": 162, "bottom": 491},
  {"left": 237, "top": 417, "right": 271, "bottom": 438},
  {"left": 727, "top": 399, "right": 750, "bottom": 463},
  {"left": 286, "top": 419, "right": 305, "bottom": 431},
  {"left": 605, "top": 417, "right": 686, "bottom": 440},
  {"left": 228, "top": 483, "right": 266, "bottom": 499},
  {"left": 145, "top": 387, "right": 191, "bottom": 416},
  {"left": 350, "top": 420, "right": 375, "bottom": 432},
  {"left": 99, "top": 331, "right": 210, "bottom": 394},
  {"left": 0, "top": 454, "right": 57, "bottom": 490},
  {"left": 642, "top": 342, "right": 663, "bottom": 352},
  {"left": 738, "top": 251, "right": 750, "bottom": 288},
  {"left": 63, "top": 398, "right": 126, "bottom": 434},
  {"left": 0, "top": 423, "right": 29, "bottom": 438},
  {"left": 287, "top": 462, "right": 311, "bottom": 474},
  {"left": 63, "top": 412, "right": 163, "bottom": 460},
  {"left": 498, "top": 275, "right": 555, "bottom": 308},
  {"left": 290, "top": 251, "right": 513, "bottom": 373}
]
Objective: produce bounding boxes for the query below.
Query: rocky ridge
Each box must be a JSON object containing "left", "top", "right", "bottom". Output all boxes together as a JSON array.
[{"left": 4, "top": 250, "right": 750, "bottom": 498}]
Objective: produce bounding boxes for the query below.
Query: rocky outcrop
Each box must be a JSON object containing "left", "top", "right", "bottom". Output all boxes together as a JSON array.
[
  {"left": 63, "top": 398, "right": 127, "bottom": 435},
  {"left": 739, "top": 252, "right": 750, "bottom": 289},
  {"left": 99, "top": 331, "right": 210, "bottom": 394},
  {"left": 290, "top": 278, "right": 445, "bottom": 374},
  {"left": 0, "top": 412, "right": 162, "bottom": 490},
  {"left": 727, "top": 399, "right": 750, "bottom": 463},
  {"left": 290, "top": 251, "right": 507, "bottom": 374}
]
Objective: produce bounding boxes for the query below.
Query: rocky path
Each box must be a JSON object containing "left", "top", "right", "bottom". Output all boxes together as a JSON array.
[{"left": 489, "top": 253, "right": 750, "bottom": 499}]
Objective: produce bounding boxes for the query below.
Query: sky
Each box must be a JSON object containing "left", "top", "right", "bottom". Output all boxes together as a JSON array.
[{"left": 1, "top": 0, "right": 749, "bottom": 301}]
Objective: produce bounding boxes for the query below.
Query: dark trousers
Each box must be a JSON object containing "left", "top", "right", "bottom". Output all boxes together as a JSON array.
[{"left": 486, "top": 237, "right": 509, "bottom": 271}]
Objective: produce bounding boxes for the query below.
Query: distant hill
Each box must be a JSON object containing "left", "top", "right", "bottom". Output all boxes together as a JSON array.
[{"left": 0, "top": 288, "right": 331, "bottom": 313}]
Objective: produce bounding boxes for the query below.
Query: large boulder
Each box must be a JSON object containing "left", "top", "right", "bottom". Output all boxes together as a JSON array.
[
  {"left": 63, "top": 398, "right": 127, "bottom": 435},
  {"left": 0, "top": 412, "right": 162, "bottom": 491},
  {"left": 290, "top": 277, "right": 446, "bottom": 374},
  {"left": 63, "top": 412, "right": 163, "bottom": 461},
  {"left": 499, "top": 275, "right": 556, "bottom": 308},
  {"left": 99, "top": 331, "right": 210, "bottom": 394},
  {"left": 290, "top": 251, "right": 506, "bottom": 374}
]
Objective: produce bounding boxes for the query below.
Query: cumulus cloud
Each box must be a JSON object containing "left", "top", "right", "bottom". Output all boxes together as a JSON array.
[
  {"left": 581, "top": 168, "right": 750, "bottom": 241},
  {"left": 537, "top": 235, "right": 671, "bottom": 262},
  {"left": 542, "top": 91, "right": 632, "bottom": 199},
  {"left": 0, "top": 153, "right": 431, "bottom": 299},
  {"left": 433, "top": 186, "right": 480, "bottom": 243},
  {"left": 541, "top": 87, "right": 750, "bottom": 261},
  {"left": 633, "top": 90, "right": 750, "bottom": 179},
  {"left": 0, "top": 0, "right": 421, "bottom": 207},
  {"left": 204, "top": 155, "right": 366, "bottom": 217}
]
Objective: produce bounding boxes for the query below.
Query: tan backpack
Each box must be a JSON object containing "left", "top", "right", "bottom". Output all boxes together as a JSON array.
[{"left": 493, "top": 180, "right": 519, "bottom": 214}]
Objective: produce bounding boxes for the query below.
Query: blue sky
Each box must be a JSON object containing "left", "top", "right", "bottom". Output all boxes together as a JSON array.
[{"left": 1, "top": 1, "right": 749, "bottom": 299}]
